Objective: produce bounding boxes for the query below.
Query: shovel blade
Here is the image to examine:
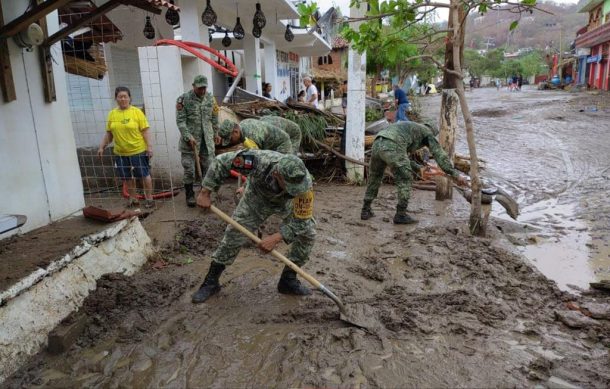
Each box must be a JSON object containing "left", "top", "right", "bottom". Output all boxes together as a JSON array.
[{"left": 339, "top": 304, "right": 380, "bottom": 330}]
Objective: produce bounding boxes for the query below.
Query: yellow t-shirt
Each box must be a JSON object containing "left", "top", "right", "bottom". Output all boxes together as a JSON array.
[{"left": 106, "top": 106, "right": 150, "bottom": 156}]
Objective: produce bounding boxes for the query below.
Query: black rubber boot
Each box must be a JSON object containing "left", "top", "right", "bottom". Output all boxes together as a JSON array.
[
  {"left": 277, "top": 266, "right": 312, "bottom": 296},
  {"left": 185, "top": 184, "right": 196, "bottom": 208},
  {"left": 360, "top": 201, "right": 375, "bottom": 220},
  {"left": 393, "top": 213, "right": 418, "bottom": 224},
  {"left": 191, "top": 262, "right": 226, "bottom": 303}
]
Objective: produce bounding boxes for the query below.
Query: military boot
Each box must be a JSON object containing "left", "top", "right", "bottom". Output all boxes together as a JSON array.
[
  {"left": 277, "top": 266, "right": 312, "bottom": 296},
  {"left": 360, "top": 201, "right": 375, "bottom": 220},
  {"left": 393, "top": 211, "right": 418, "bottom": 224},
  {"left": 185, "top": 184, "right": 196, "bottom": 207},
  {"left": 191, "top": 261, "right": 226, "bottom": 303}
]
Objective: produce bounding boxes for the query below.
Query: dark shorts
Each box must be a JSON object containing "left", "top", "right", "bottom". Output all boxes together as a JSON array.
[
  {"left": 114, "top": 152, "right": 150, "bottom": 179},
  {"left": 341, "top": 97, "right": 347, "bottom": 108}
]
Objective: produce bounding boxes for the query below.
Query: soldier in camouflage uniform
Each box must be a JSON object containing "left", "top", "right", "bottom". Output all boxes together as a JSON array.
[
  {"left": 176, "top": 75, "right": 219, "bottom": 207},
  {"left": 218, "top": 118, "right": 292, "bottom": 154},
  {"left": 260, "top": 115, "right": 302, "bottom": 154},
  {"left": 192, "top": 149, "right": 316, "bottom": 303},
  {"left": 361, "top": 120, "right": 467, "bottom": 224}
]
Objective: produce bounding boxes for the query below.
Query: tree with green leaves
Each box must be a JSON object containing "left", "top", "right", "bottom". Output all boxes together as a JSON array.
[{"left": 302, "top": 0, "right": 541, "bottom": 235}]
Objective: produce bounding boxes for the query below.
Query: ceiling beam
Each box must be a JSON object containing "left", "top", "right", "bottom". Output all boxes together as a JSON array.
[
  {"left": 0, "top": 0, "right": 73, "bottom": 39},
  {"left": 43, "top": 0, "right": 123, "bottom": 47},
  {"left": 122, "top": 0, "right": 163, "bottom": 15}
]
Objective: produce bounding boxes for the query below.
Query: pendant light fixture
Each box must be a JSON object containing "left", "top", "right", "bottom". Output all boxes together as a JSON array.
[
  {"left": 143, "top": 16, "right": 155, "bottom": 39},
  {"left": 165, "top": 0, "right": 180, "bottom": 25},
  {"left": 222, "top": 31, "right": 231, "bottom": 47},
  {"left": 233, "top": 4, "right": 244, "bottom": 40},
  {"left": 252, "top": 25, "right": 262, "bottom": 38},
  {"left": 284, "top": 24, "right": 294, "bottom": 42},
  {"left": 201, "top": 0, "right": 217, "bottom": 26},
  {"left": 253, "top": 2, "right": 266, "bottom": 29}
]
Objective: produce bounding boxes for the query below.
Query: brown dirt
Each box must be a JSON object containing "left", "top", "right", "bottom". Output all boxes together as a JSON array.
[
  {"left": 5, "top": 183, "right": 610, "bottom": 388},
  {"left": 0, "top": 216, "right": 108, "bottom": 293}
]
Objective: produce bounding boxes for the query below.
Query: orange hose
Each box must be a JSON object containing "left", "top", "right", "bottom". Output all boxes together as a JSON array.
[{"left": 154, "top": 39, "right": 238, "bottom": 77}]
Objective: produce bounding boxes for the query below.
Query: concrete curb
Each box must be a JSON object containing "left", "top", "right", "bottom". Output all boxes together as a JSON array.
[{"left": 0, "top": 217, "right": 153, "bottom": 382}]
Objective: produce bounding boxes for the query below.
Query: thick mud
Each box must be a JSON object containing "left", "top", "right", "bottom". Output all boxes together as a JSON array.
[
  {"left": 6, "top": 182, "right": 610, "bottom": 388},
  {"left": 423, "top": 88, "right": 610, "bottom": 291},
  {"left": 5, "top": 88, "right": 610, "bottom": 388}
]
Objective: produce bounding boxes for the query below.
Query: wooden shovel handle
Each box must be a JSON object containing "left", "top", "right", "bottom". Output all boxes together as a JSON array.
[
  {"left": 209, "top": 205, "right": 321, "bottom": 288},
  {"left": 208, "top": 205, "right": 346, "bottom": 312},
  {"left": 191, "top": 143, "right": 202, "bottom": 180}
]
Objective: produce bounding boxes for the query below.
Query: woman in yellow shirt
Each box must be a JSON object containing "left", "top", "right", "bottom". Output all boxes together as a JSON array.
[{"left": 97, "top": 86, "right": 154, "bottom": 208}]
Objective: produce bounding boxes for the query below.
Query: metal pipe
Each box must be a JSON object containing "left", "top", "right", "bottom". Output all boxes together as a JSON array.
[{"left": 223, "top": 68, "right": 245, "bottom": 104}]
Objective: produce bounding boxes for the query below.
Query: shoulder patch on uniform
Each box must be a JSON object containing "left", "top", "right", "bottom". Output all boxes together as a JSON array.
[
  {"left": 293, "top": 190, "right": 314, "bottom": 219},
  {"left": 232, "top": 153, "right": 256, "bottom": 170},
  {"left": 176, "top": 103, "right": 183, "bottom": 111},
  {"left": 176, "top": 96, "right": 184, "bottom": 111}
]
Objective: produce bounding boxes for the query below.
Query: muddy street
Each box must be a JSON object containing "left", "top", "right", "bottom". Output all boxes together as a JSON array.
[
  {"left": 6, "top": 88, "right": 610, "bottom": 388},
  {"left": 423, "top": 87, "right": 610, "bottom": 291}
]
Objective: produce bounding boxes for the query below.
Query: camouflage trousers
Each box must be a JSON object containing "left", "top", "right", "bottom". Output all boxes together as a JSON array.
[
  {"left": 364, "top": 138, "right": 414, "bottom": 213},
  {"left": 181, "top": 150, "right": 212, "bottom": 185},
  {"left": 212, "top": 188, "right": 316, "bottom": 267}
]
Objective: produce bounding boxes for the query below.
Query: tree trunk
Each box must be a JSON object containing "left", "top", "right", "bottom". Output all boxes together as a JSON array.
[
  {"left": 450, "top": 0, "right": 484, "bottom": 236},
  {"left": 439, "top": 89, "right": 458, "bottom": 160}
]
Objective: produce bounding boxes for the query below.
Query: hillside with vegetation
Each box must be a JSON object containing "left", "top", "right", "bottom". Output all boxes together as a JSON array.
[{"left": 464, "top": 0, "right": 589, "bottom": 52}]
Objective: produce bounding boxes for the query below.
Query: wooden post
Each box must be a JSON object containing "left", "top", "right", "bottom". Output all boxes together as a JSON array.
[
  {"left": 435, "top": 176, "right": 453, "bottom": 201},
  {"left": 439, "top": 89, "right": 458, "bottom": 160},
  {"left": 37, "top": 0, "right": 56, "bottom": 103},
  {"left": 0, "top": 4, "right": 16, "bottom": 102}
]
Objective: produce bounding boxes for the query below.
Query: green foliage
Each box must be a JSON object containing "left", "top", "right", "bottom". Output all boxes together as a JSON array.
[
  {"left": 365, "top": 108, "right": 383, "bottom": 122},
  {"left": 297, "top": 2, "right": 319, "bottom": 28},
  {"left": 283, "top": 111, "right": 327, "bottom": 147},
  {"left": 464, "top": 48, "right": 546, "bottom": 78}
]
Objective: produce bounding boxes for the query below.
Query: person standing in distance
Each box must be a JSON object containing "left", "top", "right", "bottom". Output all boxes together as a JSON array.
[{"left": 303, "top": 77, "right": 319, "bottom": 109}]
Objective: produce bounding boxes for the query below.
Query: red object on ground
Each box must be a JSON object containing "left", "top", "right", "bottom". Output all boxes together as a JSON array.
[
  {"left": 154, "top": 40, "right": 238, "bottom": 77},
  {"left": 121, "top": 182, "right": 181, "bottom": 200},
  {"left": 82, "top": 206, "right": 141, "bottom": 222}
]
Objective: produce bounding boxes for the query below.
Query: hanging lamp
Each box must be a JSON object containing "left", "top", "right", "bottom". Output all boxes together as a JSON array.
[
  {"left": 222, "top": 31, "right": 232, "bottom": 47},
  {"left": 284, "top": 24, "right": 294, "bottom": 42},
  {"left": 253, "top": 2, "right": 266, "bottom": 29},
  {"left": 143, "top": 16, "right": 155, "bottom": 39},
  {"left": 252, "top": 25, "right": 262, "bottom": 38},
  {"left": 201, "top": 0, "right": 217, "bottom": 26},
  {"left": 165, "top": 0, "right": 180, "bottom": 25},
  {"left": 233, "top": 4, "right": 244, "bottom": 40}
]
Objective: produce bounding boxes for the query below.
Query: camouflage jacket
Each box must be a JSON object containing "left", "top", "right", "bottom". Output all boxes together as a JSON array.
[
  {"left": 260, "top": 116, "right": 302, "bottom": 152},
  {"left": 203, "top": 150, "right": 314, "bottom": 242},
  {"left": 376, "top": 122, "right": 459, "bottom": 177},
  {"left": 239, "top": 119, "right": 292, "bottom": 154},
  {"left": 176, "top": 90, "right": 219, "bottom": 156}
]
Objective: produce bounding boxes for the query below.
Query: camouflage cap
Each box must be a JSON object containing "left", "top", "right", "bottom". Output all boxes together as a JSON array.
[
  {"left": 193, "top": 75, "right": 208, "bottom": 88},
  {"left": 278, "top": 155, "right": 312, "bottom": 196},
  {"left": 420, "top": 117, "right": 439, "bottom": 136},
  {"left": 218, "top": 119, "right": 237, "bottom": 146}
]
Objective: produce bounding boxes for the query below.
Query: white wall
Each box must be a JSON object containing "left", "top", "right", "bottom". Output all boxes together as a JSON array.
[
  {"left": 0, "top": 2, "right": 84, "bottom": 236},
  {"left": 139, "top": 46, "right": 183, "bottom": 180}
]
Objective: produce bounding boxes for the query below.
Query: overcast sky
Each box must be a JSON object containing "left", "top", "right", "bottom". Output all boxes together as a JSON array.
[{"left": 316, "top": 0, "right": 581, "bottom": 21}]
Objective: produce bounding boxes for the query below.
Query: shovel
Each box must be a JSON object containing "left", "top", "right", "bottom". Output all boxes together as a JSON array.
[
  {"left": 208, "top": 204, "right": 376, "bottom": 329},
  {"left": 191, "top": 143, "right": 202, "bottom": 181}
]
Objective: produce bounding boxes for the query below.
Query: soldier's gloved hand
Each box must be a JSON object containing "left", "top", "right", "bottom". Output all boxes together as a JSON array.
[
  {"left": 189, "top": 137, "right": 197, "bottom": 149},
  {"left": 258, "top": 232, "right": 283, "bottom": 253},
  {"left": 196, "top": 188, "right": 212, "bottom": 209}
]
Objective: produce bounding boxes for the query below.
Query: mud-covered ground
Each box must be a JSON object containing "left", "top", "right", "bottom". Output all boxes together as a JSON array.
[
  {"left": 422, "top": 87, "right": 610, "bottom": 290},
  {"left": 6, "top": 88, "right": 610, "bottom": 388}
]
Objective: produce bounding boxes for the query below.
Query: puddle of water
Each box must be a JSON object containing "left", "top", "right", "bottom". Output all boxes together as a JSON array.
[{"left": 495, "top": 199, "right": 602, "bottom": 291}]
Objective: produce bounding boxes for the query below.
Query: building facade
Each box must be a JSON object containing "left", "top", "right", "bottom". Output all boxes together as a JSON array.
[{"left": 575, "top": 0, "right": 610, "bottom": 90}]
